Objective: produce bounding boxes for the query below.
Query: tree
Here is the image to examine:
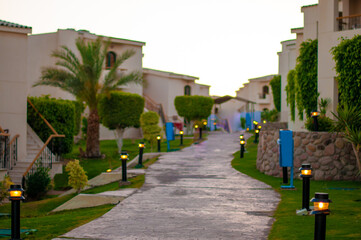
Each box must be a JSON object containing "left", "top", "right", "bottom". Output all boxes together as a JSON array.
[
  {"left": 269, "top": 75, "right": 281, "bottom": 112},
  {"left": 65, "top": 160, "right": 88, "bottom": 193},
  {"left": 174, "top": 95, "right": 214, "bottom": 133},
  {"left": 33, "top": 37, "right": 142, "bottom": 158},
  {"left": 98, "top": 91, "right": 144, "bottom": 153},
  {"left": 140, "top": 111, "right": 162, "bottom": 151}
]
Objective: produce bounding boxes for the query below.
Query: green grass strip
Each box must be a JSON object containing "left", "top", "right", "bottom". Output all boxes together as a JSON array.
[{"left": 232, "top": 135, "right": 361, "bottom": 240}]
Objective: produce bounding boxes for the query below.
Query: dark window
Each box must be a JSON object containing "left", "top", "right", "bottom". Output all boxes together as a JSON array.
[
  {"left": 184, "top": 85, "right": 191, "bottom": 95},
  {"left": 106, "top": 51, "right": 116, "bottom": 69},
  {"left": 263, "top": 85, "right": 269, "bottom": 94}
]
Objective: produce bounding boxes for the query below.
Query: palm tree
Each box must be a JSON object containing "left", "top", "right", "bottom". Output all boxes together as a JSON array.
[{"left": 33, "top": 37, "right": 142, "bottom": 158}]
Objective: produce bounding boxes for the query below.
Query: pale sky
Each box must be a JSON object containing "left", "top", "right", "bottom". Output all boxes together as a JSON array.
[{"left": 0, "top": 0, "right": 318, "bottom": 96}]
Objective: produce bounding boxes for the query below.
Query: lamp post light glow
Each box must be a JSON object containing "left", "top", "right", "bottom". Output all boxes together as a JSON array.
[
  {"left": 157, "top": 135, "right": 161, "bottom": 152},
  {"left": 135, "top": 142, "right": 145, "bottom": 168},
  {"left": 179, "top": 130, "right": 184, "bottom": 146},
  {"left": 203, "top": 121, "right": 207, "bottom": 130},
  {"left": 213, "top": 122, "right": 217, "bottom": 131},
  {"left": 299, "top": 163, "right": 312, "bottom": 211},
  {"left": 310, "top": 193, "right": 331, "bottom": 240},
  {"left": 9, "top": 185, "right": 24, "bottom": 240},
  {"left": 254, "top": 129, "right": 259, "bottom": 143},
  {"left": 246, "top": 127, "right": 249, "bottom": 132},
  {"left": 240, "top": 134, "right": 244, "bottom": 140},
  {"left": 311, "top": 111, "right": 320, "bottom": 131},
  {"left": 240, "top": 139, "right": 245, "bottom": 158},
  {"left": 120, "top": 151, "right": 129, "bottom": 183},
  {"left": 263, "top": 120, "right": 267, "bottom": 124},
  {"left": 258, "top": 125, "right": 262, "bottom": 131},
  {"left": 253, "top": 120, "right": 258, "bottom": 130}
]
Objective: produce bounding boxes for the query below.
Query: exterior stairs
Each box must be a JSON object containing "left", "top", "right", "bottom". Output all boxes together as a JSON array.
[{"left": 8, "top": 125, "right": 44, "bottom": 184}]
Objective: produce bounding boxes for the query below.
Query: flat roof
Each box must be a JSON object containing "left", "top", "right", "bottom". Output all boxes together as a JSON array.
[
  {"left": 143, "top": 68, "right": 199, "bottom": 81},
  {"left": 0, "top": 19, "right": 32, "bottom": 34}
]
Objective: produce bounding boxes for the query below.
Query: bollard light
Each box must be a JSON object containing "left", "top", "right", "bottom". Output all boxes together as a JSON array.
[
  {"left": 120, "top": 151, "right": 129, "bottom": 183},
  {"left": 246, "top": 127, "right": 249, "bottom": 132},
  {"left": 253, "top": 121, "right": 258, "bottom": 130},
  {"left": 254, "top": 129, "right": 259, "bottom": 143},
  {"left": 179, "top": 131, "right": 184, "bottom": 146},
  {"left": 194, "top": 125, "right": 198, "bottom": 129},
  {"left": 258, "top": 125, "right": 262, "bottom": 131},
  {"left": 263, "top": 120, "right": 266, "bottom": 124},
  {"left": 240, "top": 139, "right": 245, "bottom": 158},
  {"left": 299, "top": 163, "right": 312, "bottom": 211},
  {"left": 9, "top": 185, "right": 24, "bottom": 240},
  {"left": 135, "top": 142, "right": 145, "bottom": 168},
  {"left": 157, "top": 135, "right": 161, "bottom": 152},
  {"left": 203, "top": 121, "right": 207, "bottom": 127},
  {"left": 106, "top": 169, "right": 112, "bottom": 173},
  {"left": 213, "top": 122, "right": 217, "bottom": 131},
  {"left": 311, "top": 111, "right": 320, "bottom": 131},
  {"left": 311, "top": 193, "right": 331, "bottom": 240},
  {"left": 240, "top": 134, "right": 244, "bottom": 140}
]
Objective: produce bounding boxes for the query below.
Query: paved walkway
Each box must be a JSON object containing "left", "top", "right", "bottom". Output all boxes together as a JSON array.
[{"left": 55, "top": 132, "right": 280, "bottom": 240}]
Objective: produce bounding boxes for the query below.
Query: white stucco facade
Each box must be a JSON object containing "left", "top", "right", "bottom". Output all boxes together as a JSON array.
[
  {"left": 235, "top": 74, "right": 276, "bottom": 112},
  {"left": 0, "top": 22, "right": 31, "bottom": 161},
  {"left": 143, "top": 68, "right": 210, "bottom": 122}
]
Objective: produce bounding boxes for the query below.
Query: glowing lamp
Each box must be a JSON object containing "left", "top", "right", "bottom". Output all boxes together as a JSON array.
[
  {"left": 246, "top": 128, "right": 249, "bottom": 131},
  {"left": 180, "top": 131, "right": 184, "bottom": 135},
  {"left": 311, "top": 192, "right": 331, "bottom": 215},
  {"left": 156, "top": 135, "right": 161, "bottom": 140},
  {"left": 255, "top": 129, "right": 259, "bottom": 134},
  {"left": 213, "top": 122, "right": 216, "bottom": 125},
  {"left": 195, "top": 125, "right": 199, "bottom": 129},
  {"left": 120, "top": 152, "right": 128, "bottom": 160},
  {"left": 138, "top": 142, "right": 145, "bottom": 148},
  {"left": 240, "top": 140, "right": 245, "bottom": 145},
  {"left": 258, "top": 125, "right": 262, "bottom": 130},
  {"left": 299, "top": 163, "right": 312, "bottom": 177},
  {"left": 240, "top": 135, "right": 244, "bottom": 140},
  {"left": 9, "top": 185, "right": 24, "bottom": 201},
  {"left": 106, "top": 169, "right": 112, "bottom": 173},
  {"left": 311, "top": 111, "right": 320, "bottom": 118},
  {"left": 203, "top": 121, "right": 207, "bottom": 126},
  {"left": 263, "top": 120, "right": 266, "bottom": 124}
]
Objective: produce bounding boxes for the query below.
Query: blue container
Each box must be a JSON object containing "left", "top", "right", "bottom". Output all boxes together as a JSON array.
[
  {"left": 165, "top": 122, "right": 175, "bottom": 141},
  {"left": 279, "top": 130, "right": 293, "bottom": 167}
]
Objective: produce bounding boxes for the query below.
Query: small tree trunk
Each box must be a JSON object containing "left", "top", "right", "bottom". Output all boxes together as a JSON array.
[
  {"left": 351, "top": 143, "right": 361, "bottom": 173},
  {"left": 115, "top": 128, "right": 125, "bottom": 153},
  {"left": 86, "top": 108, "right": 101, "bottom": 158}
]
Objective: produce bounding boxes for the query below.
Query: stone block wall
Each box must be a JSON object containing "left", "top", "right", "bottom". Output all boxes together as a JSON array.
[
  {"left": 256, "top": 130, "right": 360, "bottom": 181},
  {"left": 260, "top": 122, "right": 288, "bottom": 131}
]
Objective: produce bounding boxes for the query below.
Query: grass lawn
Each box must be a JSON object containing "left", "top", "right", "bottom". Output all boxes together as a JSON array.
[{"left": 232, "top": 135, "right": 361, "bottom": 239}]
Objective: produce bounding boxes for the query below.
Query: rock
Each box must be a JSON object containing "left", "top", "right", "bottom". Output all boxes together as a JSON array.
[
  {"left": 302, "top": 139, "right": 310, "bottom": 145},
  {"left": 295, "top": 148, "right": 303, "bottom": 156},
  {"left": 300, "top": 153, "right": 308, "bottom": 161},
  {"left": 334, "top": 161, "right": 343, "bottom": 169},
  {"left": 331, "top": 168, "right": 338, "bottom": 176},
  {"left": 345, "top": 165, "right": 355, "bottom": 171},
  {"left": 315, "top": 151, "right": 323, "bottom": 157},
  {"left": 317, "top": 145, "right": 325, "bottom": 150},
  {"left": 324, "top": 144, "right": 335, "bottom": 156},
  {"left": 294, "top": 137, "right": 301, "bottom": 147},
  {"left": 307, "top": 144, "right": 316, "bottom": 152},
  {"left": 320, "top": 156, "right": 333, "bottom": 165},
  {"left": 324, "top": 139, "right": 332, "bottom": 146},
  {"left": 314, "top": 170, "right": 324, "bottom": 180},
  {"left": 313, "top": 163, "right": 320, "bottom": 169},
  {"left": 335, "top": 138, "right": 344, "bottom": 149}
]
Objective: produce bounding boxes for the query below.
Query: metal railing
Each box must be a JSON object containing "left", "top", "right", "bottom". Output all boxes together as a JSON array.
[
  {"left": 337, "top": 14, "right": 361, "bottom": 31},
  {"left": 0, "top": 126, "right": 19, "bottom": 170},
  {"left": 143, "top": 94, "right": 168, "bottom": 124},
  {"left": 23, "top": 99, "right": 64, "bottom": 183}
]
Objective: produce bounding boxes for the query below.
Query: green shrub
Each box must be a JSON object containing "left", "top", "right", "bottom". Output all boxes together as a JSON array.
[
  {"left": 270, "top": 75, "right": 281, "bottom": 112},
  {"left": 304, "top": 116, "right": 334, "bottom": 132},
  {"left": 27, "top": 96, "right": 75, "bottom": 155},
  {"left": 261, "top": 109, "right": 279, "bottom": 122},
  {"left": 65, "top": 160, "right": 88, "bottom": 193},
  {"left": 140, "top": 111, "right": 162, "bottom": 150},
  {"left": 285, "top": 69, "right": 296, "bottom": 121},
  {"left": 0, "top": 175, "right": 13, "bottom": 203},
  {"left": 24, "top": 165, "right": 51, "bottom": 200},
  {"left": 174, "top": 95, "right": 214, "bottom": 122},
  {"left": 240, "top": 117, "right": 246, "bottom": 129},
  {"left": 73, "top": 101, "right": 85, "bottom": 135}
]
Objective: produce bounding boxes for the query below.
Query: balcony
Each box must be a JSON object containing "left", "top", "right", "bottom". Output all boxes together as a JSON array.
[
  {"left": 337, "top": 14, "right": 361, "bottom": 31},
  {"left": 257, "top": 93, "right": 271, "bottom": 104}
]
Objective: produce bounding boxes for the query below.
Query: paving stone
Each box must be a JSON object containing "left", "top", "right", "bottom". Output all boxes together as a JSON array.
[{"left": 57, "top": 132, "right": 280, "bottom": 240}]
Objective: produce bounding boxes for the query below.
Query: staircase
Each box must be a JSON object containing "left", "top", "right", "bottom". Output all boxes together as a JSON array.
[{"left": 8, "top": 125, "right": 51, "bottom": 184}]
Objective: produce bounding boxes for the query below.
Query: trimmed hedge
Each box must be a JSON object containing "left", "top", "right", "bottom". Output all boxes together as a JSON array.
[
  {"left": 140, "top": 111, "right": 162, "bottom": 148},
  {"left": 174, "top": 95, "right": 214, "bottom": 122},
  {"left": 98, "top": 92, "right": 144, "bottom": 130},
  {"left": 27, "top": 96, "right": 75, "bottom": 155}
]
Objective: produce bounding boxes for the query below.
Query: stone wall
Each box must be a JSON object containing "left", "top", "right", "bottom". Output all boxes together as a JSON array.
[
  {"left": 260, "top": 122, "right": 288, "bottom": 131},
  {"left": 257, "top": 130, "right": 360, "bottom": 181}
]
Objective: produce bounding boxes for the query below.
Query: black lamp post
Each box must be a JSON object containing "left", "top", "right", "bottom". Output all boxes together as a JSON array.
[
  {"left": 311, "top": 111, "right": 320, "bottom": 131},
  {"left": 179, "top": 131, "right": 184, "bottom": 146},
  {"left": 135, "top": 142, "right": 145, "bottom": 168},
  {"left": 9, "top": 185, "right": 24, "bottom": 240},
  {"left": 199, "top": 125, "right": 202, "bottom": 140},
  {"left": 254, "top": 129, "right": 259, "bottom": 143},
  {"left": 299, "top": 163, "right": 312, "bottom": 210},
  {"left": 120, "top": 151, "right": 129, "bottom": 183},
  {"left": 213, "top": 122, "right": 217, "bottom": 131},
  {"left": 157, "top": 135, "right": 161, "bottom": 152},
  {"left": 240, "top": 139, "right": 245, "bottom": 158},
  {"left": 311, "top": 193, "right": 331, "bottom": 240},
  {"left": 246, "top": 127, "right": 249, "bottom": 132},
  {"left": 253, "top": 121, "right": 258, "bottom": 130},
  {"left": 203, "top": 121, "right": 207, "bottom": 131}
]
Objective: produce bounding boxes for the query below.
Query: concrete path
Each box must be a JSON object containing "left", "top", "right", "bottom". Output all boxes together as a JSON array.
[{"left": 55, "top": 132, "right": 280, "bottom": 240}]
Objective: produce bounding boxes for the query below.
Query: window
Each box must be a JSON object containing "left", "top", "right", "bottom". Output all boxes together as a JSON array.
[
  {"left": 106, "top": 51, "right": 116, "bottom": 69},
  {"left": 184, "top": 85, "right": 191, "bottom": 95}
]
